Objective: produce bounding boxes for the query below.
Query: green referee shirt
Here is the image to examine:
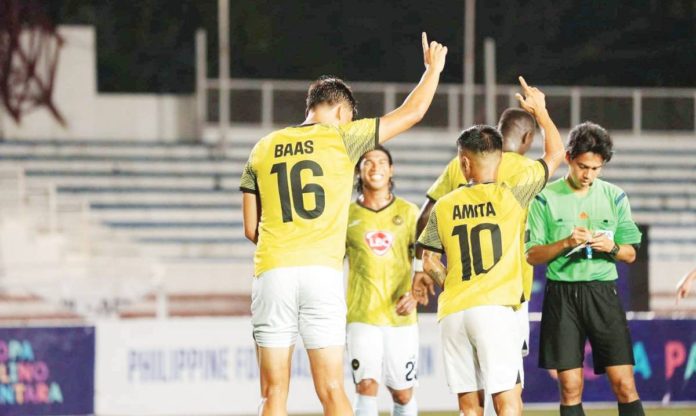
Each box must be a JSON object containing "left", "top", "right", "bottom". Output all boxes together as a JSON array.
[{"left": 525, "top": 177, "right": 642, "bottom": 282}]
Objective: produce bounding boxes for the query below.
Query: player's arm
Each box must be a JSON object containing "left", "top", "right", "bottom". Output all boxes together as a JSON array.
[
  {"left": 379, "top": 33, "right": 447, "bottom": 143},
  {"left": 676, "top": 267, "right": 696, "bottom": 304},
  {"left": 242, "top": 192, "right": 260, "bottom": 244},
  {"left": 515, "top": 76, "right": 564, "bottom": 176},
  {"left": 422, "top": 249, "right": 446, "bottom": 287},
  {"left": 588, "top": 236, "right": 636, "bottom": 263},
  {"left": 414, "top": 199, "right": 435, "bottom": 259}
]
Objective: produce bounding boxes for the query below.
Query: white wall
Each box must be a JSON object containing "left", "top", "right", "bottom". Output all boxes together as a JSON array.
[{"left": 0, "top": 26, "right": 196, "bottom": 141}]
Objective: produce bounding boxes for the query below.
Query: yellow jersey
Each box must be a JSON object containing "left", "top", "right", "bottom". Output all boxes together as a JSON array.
[
  {"left": 346, "top": 197, "right": 419, "bottom": 326},
  {"left": 425, "top": 153, "right": 537, "bottom": 301},
  {"left": 418, "top": 159, "right": 548, "bottom": 320},
  {"left": 240, "top": 119, "right": 378, "bottom": 276}
]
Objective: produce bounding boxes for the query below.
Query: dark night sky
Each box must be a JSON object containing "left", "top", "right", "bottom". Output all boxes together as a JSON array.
[{"left": 48, "top": 0, "right": 696, "bottom": 93}]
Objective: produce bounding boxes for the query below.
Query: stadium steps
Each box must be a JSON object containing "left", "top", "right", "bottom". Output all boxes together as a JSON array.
[{"left": 1, "top": 132, "right": 695, "bottom": 306}]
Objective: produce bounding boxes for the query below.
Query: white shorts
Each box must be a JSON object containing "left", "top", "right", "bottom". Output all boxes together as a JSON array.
[
  {"left": 346, "top": 323, "right": 419, "bottom": 390},
  {"left": 441, "top": 305, "right": 523, "bottom": 394},
  {"left": 517, "top": 301, "right": 530, "bottom": 358},
  {"left": 251, "top": 266, "right": 346, "bottom": 349}
]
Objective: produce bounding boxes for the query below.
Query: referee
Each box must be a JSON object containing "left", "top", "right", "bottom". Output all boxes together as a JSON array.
[{"left": 525, "top": 122, "right": 644, "bottom": 416}]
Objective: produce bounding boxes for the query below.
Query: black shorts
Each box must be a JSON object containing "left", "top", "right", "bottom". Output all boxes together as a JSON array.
[{"left": 539, "top": 280, "right": 634, "bottom": 374}]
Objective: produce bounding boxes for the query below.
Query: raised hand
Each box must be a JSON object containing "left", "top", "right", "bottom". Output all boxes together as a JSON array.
[
  {"left": 422, "top": 32, "right": 447, "bottom": 74},
  {"left": 515, "top": 76, "right": 547, "bottom": 117}
]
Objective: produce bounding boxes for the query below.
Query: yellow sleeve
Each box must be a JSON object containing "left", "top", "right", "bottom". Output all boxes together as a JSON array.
[
  {"left": 426, "top": 157, "right": 462, "bottom": 201},
  {"left": 339, "top": 118, "right": 379, "bottom": 164},
  {"left": 506, "top": 159, "right": 549, "bottom": 208},
  {"left": 417, "top": 208, "right": 443, "bottom": 253},
  {"left": 239, "top": 152, "right": 258, "bottom": 194}
]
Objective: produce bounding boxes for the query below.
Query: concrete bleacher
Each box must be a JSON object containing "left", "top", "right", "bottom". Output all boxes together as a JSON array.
[{"left": 1, "top": 128, "right": 695, "bottom": 314}]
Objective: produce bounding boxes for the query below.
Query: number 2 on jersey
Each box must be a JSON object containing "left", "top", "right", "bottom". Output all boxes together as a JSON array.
[
  {"left": 452, "top": 223, "right": 502, "bottom": 281},
  {"left": 271, "top": 160, "right": 326, "bottom": 222}
]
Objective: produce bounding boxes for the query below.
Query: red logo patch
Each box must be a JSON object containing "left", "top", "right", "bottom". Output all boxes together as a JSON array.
[{"left": 364, "top": 231, "right": 394, "bottom": 256}]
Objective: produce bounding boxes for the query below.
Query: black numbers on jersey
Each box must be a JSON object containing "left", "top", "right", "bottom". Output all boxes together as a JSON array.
[
  {"left": 405, "top": 361, "right": 416, "bottom": 381},
  {"left": 451, "top": 223, "right": 502, "bottom": 281},
  {"left": 270, "top": 160, "right": 325, "bottom": 223}
]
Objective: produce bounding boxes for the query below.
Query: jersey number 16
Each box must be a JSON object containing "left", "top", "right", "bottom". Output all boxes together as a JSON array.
[{"left": 271, "top": 161, "right": 326, "bottom": 222}]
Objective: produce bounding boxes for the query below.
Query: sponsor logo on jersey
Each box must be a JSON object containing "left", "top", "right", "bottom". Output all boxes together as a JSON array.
[{"left": 364, "top": 231, "right": 394, "bottom": 256}]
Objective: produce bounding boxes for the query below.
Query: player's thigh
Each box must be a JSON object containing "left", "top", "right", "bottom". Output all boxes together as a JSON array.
[
  {"left": 347, "top": 322, "right": 384, "bottom": 385},
  {"left": 467, "top": 305, "right": 523, "bottom": 395},
  {"left": 539, "top": 280, "right": 585, "bottom": 370},
  {"left": 582, "top": 281, "right": 635, "bottom": 373},
  {"left": 306, "top": 345, "right": 347, "bottom": 394},
  {"left": 297, "top": 266, "right": 347, "bottom": 349},
  {"left": 258, "top": 345, "right": 294, "bottom": 391},
  {"left": 441, "top": 310, "right": 482, "bottom": 394},
  {"left": 251, "top": 267, "right": 299, "bottom": 348},
  {"left": 383, "top": 324, "right": 419, "bottom": 390}
]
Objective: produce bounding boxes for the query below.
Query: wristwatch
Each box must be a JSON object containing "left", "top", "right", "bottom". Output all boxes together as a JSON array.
[{"left": 609, "top": 243, "right": 620, "bottom": 257}]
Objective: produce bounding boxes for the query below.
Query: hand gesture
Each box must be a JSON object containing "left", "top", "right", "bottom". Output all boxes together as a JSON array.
[
  {"left": 395, "top": 291, "right": 418, "bottom": 316},
  {"left": 589, "top": 232, "right": 615, "bottom": 253},
  {"left": 515, "top": 76, "right": 547, "bottom": 118},
  {"left": 422, "top": 32, "right": 447, "bottom": 74},
  {"left": 412, "top": 271, "right": 435, "bottom": 306},
  {"left": 566, "top": 226, "right": 592, "bottom": 248}
]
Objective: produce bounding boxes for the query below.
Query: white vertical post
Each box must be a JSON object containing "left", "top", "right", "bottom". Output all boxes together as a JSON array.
[
  {"left": 484, "top": 37, "right": 496, "bottom": 125},
  {"left": 384, "top": 84, "right": 397, "bottom": 114},
  {"left": 195, "top": 29, "right": 207, "bottom": 141},
  {"left": 463, "top": 0, "right": 476, "bottom": 128},
  {"left": 218, "top": 0, "right": 230, "bottom": 147},
  {"left": 570, "top": 87, "right": 581, "bottom": 128},
  {"left": 261, "top": 81, "right": 273, "bottom": 129},
  {"left": 632, "top": 89, "right": 642, "bottom": 136},
  {"left": 448, "top": 85, "right": 459, "bottom": 132}
]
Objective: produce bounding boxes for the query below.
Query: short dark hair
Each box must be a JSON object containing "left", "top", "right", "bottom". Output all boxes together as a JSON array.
[
  {"left": 456, "top": 125, "right": 503, "bottom": 154},
  {"left": 567, "top": 121, "right": 613, "bottom": 162},
  {"left": 305, "top": 75, "right": 357, "bottom": 118},
  {"left": 355, "top": 145, "right": 393, "bottom": 194},
  {"left": 498, "top": 108, "right": 536, "bottom": 139}
]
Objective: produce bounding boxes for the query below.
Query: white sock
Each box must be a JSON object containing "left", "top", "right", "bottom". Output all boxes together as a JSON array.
[
  {"left": 257, "top": 397, "right": 267, "bottom": 416},
  {"left": 354, "top": 394, "right": 378, "bottom": 416},
  {"left": 483, "top": 394, "right": 498, "bottom": 416},
  {"left": 393, "top": 397, "right": 417, "bottom": 416}
]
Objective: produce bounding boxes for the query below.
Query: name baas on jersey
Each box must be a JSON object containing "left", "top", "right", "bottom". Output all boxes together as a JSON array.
[
  {"left": 418, "top": 160, "right": 548, "bottom": 320},
  {"left": 346, "top": 197, "right": 418, "bottom": 326},
  {"left": 240, "top": 119, "right": 378, "bottom": 276}
]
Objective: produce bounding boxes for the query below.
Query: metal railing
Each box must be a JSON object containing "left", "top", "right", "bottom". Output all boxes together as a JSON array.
[{"left": 200, "top": 78, "right": 696, "bottom": 136}]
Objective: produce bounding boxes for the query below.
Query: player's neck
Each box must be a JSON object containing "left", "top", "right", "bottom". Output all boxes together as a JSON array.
[
  {"left": 304, "top": 108, "right": 340, "bottom": 127},
  {"left": 359, "top": 189, "right": 393, "bottom": 210},
  {"left": 468, "top": 165, "right": 499, "bottom": 185},
  {"left": 565, "top": 175, "right": 591, "bottom": 195}
]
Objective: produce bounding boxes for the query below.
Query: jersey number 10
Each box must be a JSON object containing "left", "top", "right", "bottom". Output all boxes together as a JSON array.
[
  {"left": 271, "top": 161, "right": 326, "bottom": 222},
  {"left": 452, "top": 223, "right": 502, "bottom": 281}
]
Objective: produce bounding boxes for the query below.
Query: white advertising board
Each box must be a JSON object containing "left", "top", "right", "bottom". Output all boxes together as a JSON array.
[{"left": 96, "top": 316, "right": 455, "bottom": 415}]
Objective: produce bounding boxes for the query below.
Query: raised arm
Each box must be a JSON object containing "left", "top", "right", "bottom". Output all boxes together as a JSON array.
[
  {"left": 515, "top": 76, "right": 564, "bottom": 175},
  {"left": 379, "top": 33, "right": 448, "bottom": 143}
]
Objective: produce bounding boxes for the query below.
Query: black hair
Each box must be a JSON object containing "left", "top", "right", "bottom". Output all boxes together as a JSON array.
[
  {"left": 456, "top": 125, "right": 503, "bottom": 153},
  {"left": 498, "top": 108, "right": 536, "bottom": 140},
  {"left": 305, "top": 75, "right": 358, "bottom": 118},
  {"left": 355, "top": 145, "right": 393, "bottom": 194},
  {"left": 567, "top": 121, "right": 613, "bottom": 162}
]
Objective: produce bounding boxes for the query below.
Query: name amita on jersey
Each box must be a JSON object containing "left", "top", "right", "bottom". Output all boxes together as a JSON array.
[{"left": 452, "top": 202, "right": 496, "bottom": 220}]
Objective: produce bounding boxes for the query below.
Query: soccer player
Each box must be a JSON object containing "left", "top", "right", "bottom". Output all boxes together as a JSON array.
[
  {"left": 416, "top": 77, "right": 564, "bottom": 416},
  {"left": 525, "top": 122, "right": 645, "bottom": 416},
  {"left": 676, "top": 267, "right": 696, "bottom": 303},
  {"left": 240, "top": 33, "right": 447, "bottom": 415},
  {"left": 346, "top": 146, "right": 420, "bottom": 416},
  {"left": 413, "top": 107, "right": 537, "bottom": 416}
]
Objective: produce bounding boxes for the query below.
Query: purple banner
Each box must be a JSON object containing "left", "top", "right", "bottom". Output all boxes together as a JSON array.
[
  {"left": 0, "top": 326, "right": 95, "bottom": 416},
  {"left": 523, "top": 319, "right": 696, "bottom": 403}
]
